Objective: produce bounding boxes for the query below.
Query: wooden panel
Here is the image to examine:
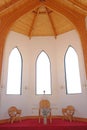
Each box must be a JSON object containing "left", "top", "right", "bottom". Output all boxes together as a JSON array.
[{"left": 11, "top": 5, "right": 75, "bottom": 37}]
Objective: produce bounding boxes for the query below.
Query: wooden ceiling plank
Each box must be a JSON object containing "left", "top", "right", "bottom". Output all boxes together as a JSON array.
[{"left": 46, "top": 7, "right": 57, "bottom": 39}]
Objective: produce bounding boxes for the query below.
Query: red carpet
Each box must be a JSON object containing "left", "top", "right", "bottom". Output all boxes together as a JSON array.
[{"left": 0, "top": 118, "right": 87, "bottom": 130}]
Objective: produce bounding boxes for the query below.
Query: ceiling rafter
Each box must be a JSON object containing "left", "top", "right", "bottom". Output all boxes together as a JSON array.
[
  {"left": 45, "top": 7, "right": 57, "bottom": 39},
  {"left": 68, "top": 0, "right": 87, "bottom": 15},
  {"left": 0, "top": 0, "right": 41, "bottom": 18},
  {"left": 28, "top": 5, "right": 57, "bottom": 38},
  {"left": 69, "top": 0, "right": 87, "bottom": 11},
  {"left": 0, "top": 0, "right": 20, "bottom": 12},
  {"left": 28, "top": 8, "right": 39, "bottom": 39}
]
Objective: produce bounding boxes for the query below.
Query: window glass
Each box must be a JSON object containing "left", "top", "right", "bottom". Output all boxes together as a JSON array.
[
  {"left": 36, "top": 51, "right": 51, "bottom": 94},
  {"left": 65, "top": 46, "right": 82, "bottom": 94},
  {"left": 6, "top": 48, "right": 22, "bottom": 94}
]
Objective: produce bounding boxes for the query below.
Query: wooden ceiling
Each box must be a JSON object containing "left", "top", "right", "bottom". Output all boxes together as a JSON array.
[
  {"left": 0, "top": 0, "right": 87, "bottom": 78},
  {"left": 11, "top": 4, "right": 75, "bottom": 38},
  {"left": 0, "top": 0, "right": 87, "bottom": 38}
]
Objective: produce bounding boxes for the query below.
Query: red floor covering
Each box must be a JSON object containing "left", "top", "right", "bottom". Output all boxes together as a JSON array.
[{"left": 0, "top": 118, "right": 87, "bottom": 130}]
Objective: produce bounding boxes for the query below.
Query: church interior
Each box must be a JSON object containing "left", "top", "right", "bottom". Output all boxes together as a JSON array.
[{"left": 0, "top": 0, "right": 87, "bottom": 123}]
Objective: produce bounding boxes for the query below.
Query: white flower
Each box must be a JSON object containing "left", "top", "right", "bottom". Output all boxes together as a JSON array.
[{"left": 42, "top": 108, "right": 50, "bottom": 117}]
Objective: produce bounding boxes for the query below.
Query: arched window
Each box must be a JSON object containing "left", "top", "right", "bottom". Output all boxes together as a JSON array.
[
  {"left": 36, "top": 51, "right": 51, "bottom": 94},
  {"left": 64, "top": 46, "right": 82, "bottom": 94},
  {"left": 6, "top": 47, "right": 22, "bottom": 94}
]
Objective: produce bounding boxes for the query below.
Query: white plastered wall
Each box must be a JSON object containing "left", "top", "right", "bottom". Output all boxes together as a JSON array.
[{"left": 0, "top": 30, "right": 87, "bottom": 119}]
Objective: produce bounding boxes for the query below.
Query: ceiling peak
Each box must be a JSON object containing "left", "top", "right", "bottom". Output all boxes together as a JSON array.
[{"left": 39, "top": 0, "right": 46, "bottom": 2}]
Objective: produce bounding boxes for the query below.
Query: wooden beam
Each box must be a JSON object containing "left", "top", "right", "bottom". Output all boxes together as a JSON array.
[
  {"left": 44, "top": 0, "right": 83, "bottom": 21},
  {"left": 46, "top": 7, "right": 57, "bottom": 39},
  {"left": 28, "top": 8, "right": 39, "bottom": 39},
  {"left": 0, "top": 0, "right": 20, "bottom": 12},
  {"left": 68, "top": 0, "right": 87, "bottom": 14},
  {"left": 0, "top": 0, "right": 41, "bottom": 18}
]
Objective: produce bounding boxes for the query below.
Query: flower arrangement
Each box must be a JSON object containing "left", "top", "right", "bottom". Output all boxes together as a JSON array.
[
  {"left": 42, "top": 108, "right": 50, "bottom": 117},
  {"left": 41, "top": 108, "right": 51, "bottom": 124}
]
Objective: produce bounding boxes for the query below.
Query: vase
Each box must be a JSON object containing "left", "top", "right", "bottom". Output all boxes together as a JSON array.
[{"left": 43, "top": 116, "right": 47, "bottom": 124}]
